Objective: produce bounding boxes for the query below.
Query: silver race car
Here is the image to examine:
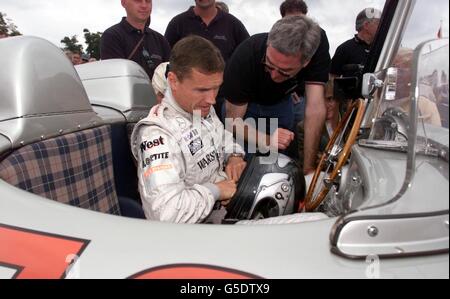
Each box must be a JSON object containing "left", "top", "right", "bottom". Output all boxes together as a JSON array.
[{"left": 0, "top": 0, "right": 448, "bottom": 278}]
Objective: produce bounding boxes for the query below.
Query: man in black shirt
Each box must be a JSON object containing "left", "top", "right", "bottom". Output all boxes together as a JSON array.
[
  {"left": 331, "top": 8, "right": 381, "bottom": 77},
  {"left": 279, "top": 0, "right": 332, "bottom": 154},
  {"left": 164, "top": 0, "right": 249, "bottom": 62},
  {"left": 100, "top": 0, "right": 170, "bottom": 80},
  {"left": 221, "top": 16, "right": 330, "bottom": 174}
]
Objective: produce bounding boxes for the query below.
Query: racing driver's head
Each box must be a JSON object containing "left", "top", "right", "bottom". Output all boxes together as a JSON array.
[{"left": 168, "top": 36, "right": 225, "bottom": 118}]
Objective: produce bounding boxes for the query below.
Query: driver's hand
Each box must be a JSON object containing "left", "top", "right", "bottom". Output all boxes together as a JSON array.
[
  {"left": 225, "top": 157, "right": 247, "bottom": 182},
  {"left": 270, "top": 128, "right": 295, "bottom": 150},
  {"left": 220, "top": 199, "right": 232, "bottom": 207},
  {"left": 215, "top": 180, "right": 237, "bottom": 201}
]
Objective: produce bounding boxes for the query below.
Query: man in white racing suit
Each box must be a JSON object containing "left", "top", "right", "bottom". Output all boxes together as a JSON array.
[{"left": 131, "top": 36, "right": 246, "bottom": 224}]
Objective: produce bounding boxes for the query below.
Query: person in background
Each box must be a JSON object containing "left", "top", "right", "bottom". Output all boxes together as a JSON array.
[
  {"left": 391, "top": 48, "right": 442, "bottom": 126},
  {"left": 164, "top": 0, "right": 249, "bottom": 62},
  {"left": 330, "top": 8, "right": 382, "bottom": 77},
  {"left": 131, "top": 36, "right": 246, "bottom": 224},
  {"left": 81, "top": 53, "right": 91, "bottom": 64},
  {"left": 71, "top": 50, "right": 82, "bottom": 65},
  {"left": 278, "top": 0, "right": 332, "bottom": 145},
  {"left": 101, "top": 0, "right": 170, "bottom": 79},
  {"left": 215, "top": 1, "right": 229, "bottom": 13},
  {"left": 0, "top": 28, "right": 7, "bottom": 39},
  {"left": 279, "top": 0, "right": 308, "bottom": 17},
  {"left": 221, "top": 15, "right": 329, "bottom": 174}
]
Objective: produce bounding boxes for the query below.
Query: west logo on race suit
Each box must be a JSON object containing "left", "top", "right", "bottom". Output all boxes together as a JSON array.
[{"left": 140, "top": 136, "right": 165, "bottom": 153}]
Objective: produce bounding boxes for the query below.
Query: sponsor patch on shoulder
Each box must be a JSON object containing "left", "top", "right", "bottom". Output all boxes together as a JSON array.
[
  {"left": 141, "top": 152, "right": 169, "bottom": 168},
  {"left": 140, "top": 136, "right": 165, "bottom": 153},
  {"left": 143, "top": 164, "right": 174, "bottom": 178}
]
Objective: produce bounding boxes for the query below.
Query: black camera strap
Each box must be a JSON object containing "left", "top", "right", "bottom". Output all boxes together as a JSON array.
[{"left": 128, "top": 35, "right": 146, "bottom": 60}]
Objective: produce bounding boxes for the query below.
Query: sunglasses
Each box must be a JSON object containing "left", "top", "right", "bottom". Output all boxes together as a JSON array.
[{"left": 261, "top": 51, "right": 300, "bottom": 79}]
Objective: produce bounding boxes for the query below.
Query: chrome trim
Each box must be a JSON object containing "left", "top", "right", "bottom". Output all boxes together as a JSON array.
[
  {"left": 331, "top": 211, "right": 449, "bottom": 259},
  {"left": 249, "top": 173, "right": 294, "bottom": 218},
  {"left": 359, "top": 139, "right": 408, "bottom": 152},
  {"left": 0, "top": 113, "right": 103, "bottom": 150}
]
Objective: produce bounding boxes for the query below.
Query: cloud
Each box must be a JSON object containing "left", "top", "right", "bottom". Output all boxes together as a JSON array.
[{"left": 1, "top": 0, "right": 448, "bottom": 56}]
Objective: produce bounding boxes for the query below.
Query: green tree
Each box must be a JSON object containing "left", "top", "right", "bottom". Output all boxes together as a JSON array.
[
  {"left": 0, "top": 12, "right": 22, "bottom": 36},
  {"left": 60, "top": 35, "right": 83, "bottom": 54},
  {"left": 83, "top": 28, "right": 102, "bottom": 59}
]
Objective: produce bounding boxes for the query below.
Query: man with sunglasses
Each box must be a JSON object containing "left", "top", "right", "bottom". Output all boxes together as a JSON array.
[
  {"left": 101, "top": 0, "right": 170, "bottom": 79},
  {"left": 220, "top": 15, "right": 330, "bottom": 174}
]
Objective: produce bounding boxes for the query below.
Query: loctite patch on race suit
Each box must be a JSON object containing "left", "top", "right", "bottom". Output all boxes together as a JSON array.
[
  {"left": 140, "top": 134, "right": 180, "bottom": 189},
  {"left": 142, "top": 152, "right": 170, "bottom": 169}
]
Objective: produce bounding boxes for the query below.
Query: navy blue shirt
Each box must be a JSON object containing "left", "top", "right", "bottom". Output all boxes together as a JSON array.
[
  {"left": 164, "top": 7, "right": 249, "bottom": 62},
  {"left": 101, "top": 18, "right": 171, "bottom": 79}
]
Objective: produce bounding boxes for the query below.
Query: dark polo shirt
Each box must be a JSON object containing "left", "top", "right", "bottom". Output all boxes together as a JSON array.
[
  {"left": 220, "top": 32, "right": 331, "bottom": 106},
  {"left": 101, "top": 17, "right": 171, "bottom": 79},
  {"left": 331, "top": 35, "right": 371, "bottom": 77},
  {"left": 164, "top": 7, "right": 249, "bottom": 61}
]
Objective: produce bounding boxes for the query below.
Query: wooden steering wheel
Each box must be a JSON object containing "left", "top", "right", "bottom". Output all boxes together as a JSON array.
[{"left": 303, "top": 99, "right": 366, "bottom": 212}]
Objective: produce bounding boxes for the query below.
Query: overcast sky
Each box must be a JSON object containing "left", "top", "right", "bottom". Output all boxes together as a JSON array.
[{"left": 1, "top": 0, "right": 448, "bottom": 56}]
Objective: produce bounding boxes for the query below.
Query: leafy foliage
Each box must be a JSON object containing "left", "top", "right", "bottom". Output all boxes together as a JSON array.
[
  {"left": 60, "top": 35, "right": 83, "bottom": 54},
  {"left": 83, "top": 28, "right": 102, "bottom": 60},
  {"left": 0, "top": 12, "right": 22, "bottom": 36}
]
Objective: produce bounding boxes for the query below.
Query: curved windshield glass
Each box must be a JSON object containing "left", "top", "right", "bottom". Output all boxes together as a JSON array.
[{"left": 363, "top": 0, "right": 448, "bottom": 213}]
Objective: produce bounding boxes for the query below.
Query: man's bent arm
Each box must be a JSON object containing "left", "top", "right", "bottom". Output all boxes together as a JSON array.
[{"left": 303, "top": 84, "right": 327, "bottom": 174}]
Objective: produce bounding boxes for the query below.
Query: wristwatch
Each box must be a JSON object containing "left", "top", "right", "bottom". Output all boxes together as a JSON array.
[{"left": 228, "top": 153, "right": 245, "bottom": 159}]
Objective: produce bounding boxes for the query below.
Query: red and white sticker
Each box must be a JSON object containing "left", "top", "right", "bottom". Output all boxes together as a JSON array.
[{"left": 0, "top": 224, "right": 89, "bottom": 279}]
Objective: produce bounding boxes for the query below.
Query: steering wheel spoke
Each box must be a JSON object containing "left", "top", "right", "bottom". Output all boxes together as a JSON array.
[{"left": 304, "top": 99, "right": 366, "bottom": 212}]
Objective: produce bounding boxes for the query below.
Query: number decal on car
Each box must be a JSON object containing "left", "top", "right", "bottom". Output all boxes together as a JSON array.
[
  {"left": 0, "top": 224, "right": 90, "bottom": 279},
  {"left": 129, "top": 264, "right": 261, "bottom": 279}
]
